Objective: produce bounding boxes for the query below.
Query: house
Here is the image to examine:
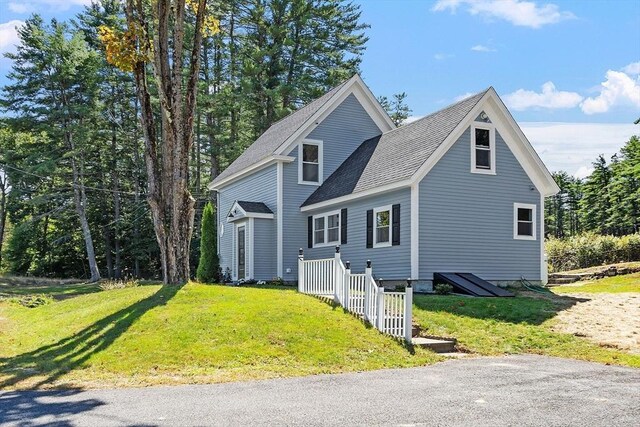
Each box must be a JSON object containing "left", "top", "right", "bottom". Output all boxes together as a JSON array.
[{"left": 209, "top": 75, "right": 560, "bottom": 292}]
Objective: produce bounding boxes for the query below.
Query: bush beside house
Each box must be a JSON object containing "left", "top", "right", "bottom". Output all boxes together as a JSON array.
[
  {"left": 196, "top": 202, "right": 219, "bottom": 282},
  {"left": 547, "top": 232, "right": 640, "bottom": 272}
]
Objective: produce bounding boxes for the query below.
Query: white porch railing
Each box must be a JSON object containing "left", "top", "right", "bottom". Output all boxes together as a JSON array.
[{"left": 298, "top": 247, "right": 413, "bottom": 342}]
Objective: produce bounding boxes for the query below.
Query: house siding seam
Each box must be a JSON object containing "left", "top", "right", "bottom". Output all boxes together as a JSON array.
[
  {"left": 282, "top": 94, "right": 384, "bottom": 279},
  {"left": 218, "top": 165, "right": 277, "bottom": 280},
  {"left": 419, "top": 126, "right": 541, "bottom": 283}
]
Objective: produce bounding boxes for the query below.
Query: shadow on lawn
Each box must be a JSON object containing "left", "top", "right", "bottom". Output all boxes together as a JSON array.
[
  {"left": 413, "top": 292, "right": 589, "bottom": 326},
  {"left": 0, "top": 284, "right": 182, "bottom": 390}
]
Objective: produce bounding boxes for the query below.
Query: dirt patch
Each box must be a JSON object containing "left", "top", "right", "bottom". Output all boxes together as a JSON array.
[{"left": 552, "top": 292, "right": 640, "bottom": 354}]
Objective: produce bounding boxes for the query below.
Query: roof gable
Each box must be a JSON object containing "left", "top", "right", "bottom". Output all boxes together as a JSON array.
[
  {"left": 209, "top": 75, "right": 394, "bottom": 189},
  {"left": 302, "top": 88, "right": 559, "bottom": 210}
]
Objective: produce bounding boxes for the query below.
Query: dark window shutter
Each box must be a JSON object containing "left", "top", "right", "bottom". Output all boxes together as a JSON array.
[
  {"left": 392, "top": 204, "right": 400, "bottom": 246},
  {"left": 307, "top": 216, "right": 313, "bottom": 248},
  {"left": 341, "top": 208, "right": 348, "bottom": 245},
  {"left": 366, "top": 209, "right": 373, "bottom": 248}
]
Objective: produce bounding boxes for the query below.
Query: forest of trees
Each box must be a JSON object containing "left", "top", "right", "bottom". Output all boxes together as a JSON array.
[
  {"left": 0, "top": 1, "right": 636, "bottom": 281},
  {"left": 546, "top": 135, "right": 640, "bottom": 239}
]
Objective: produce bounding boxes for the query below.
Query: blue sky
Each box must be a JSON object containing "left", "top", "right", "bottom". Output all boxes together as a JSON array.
[{"left": 1, "top": 0, "right": 639, "bottom": 176}]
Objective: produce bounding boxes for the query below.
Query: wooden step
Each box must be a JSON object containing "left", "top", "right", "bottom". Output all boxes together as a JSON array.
[{"left": 412, "top": 337, "right": 457, "bottom": 353}]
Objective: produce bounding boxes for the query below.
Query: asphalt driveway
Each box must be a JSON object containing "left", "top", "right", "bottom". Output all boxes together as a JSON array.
[{"left": 1, "top": 355, "right": 638, "bottom": 426}]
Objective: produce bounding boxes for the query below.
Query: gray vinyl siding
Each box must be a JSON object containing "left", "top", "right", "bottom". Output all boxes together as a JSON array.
[
  {"left": 282, "top": 94, "right": 383, "bottom": 280},
  {"left": 303, "top": 189, "right": 412, "bottom": 278},
  {"left": 218, "top": 165, "right": 277, "bottom": 279},
  {"left": 253, "top": 218, "right": 276, "bottom": 280},
  {"left": 419, "top": 126, "right": 541, "bottom": 282}
]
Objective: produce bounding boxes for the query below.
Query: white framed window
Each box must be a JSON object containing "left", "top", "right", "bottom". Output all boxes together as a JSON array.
[
  {"left": 373, "top": 205, "right": 392, "bottom": 248},
  {"left": 298, "top": 139, "right": 323, "bottom": 185},
  {"left": 514, "top": 203, "right": 536, "bottom": 240},
  {"left": 313, "top": 210, "right": 340, "bottom": 247},
  {"left": 471, "top": 124, "right": 496, "bottom": 174}
]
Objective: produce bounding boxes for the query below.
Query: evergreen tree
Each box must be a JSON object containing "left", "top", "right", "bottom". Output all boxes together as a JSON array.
[
  {"left": 196, "top": 202, "right": 219, "bottom": 282},
  {"left": 580, "top": 155, "right": 612, "bottom": 235},
  {"left": 378, "top": 92, "right": 412, "bottom": 126}
]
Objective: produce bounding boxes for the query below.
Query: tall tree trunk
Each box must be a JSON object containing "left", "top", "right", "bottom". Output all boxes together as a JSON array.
[
  {"left": 0, "top": 175, "right": 6, "bottom": 267},
  {"left": 111, "top": 119, "right": 122, "bottom": 279},
  {"left": 126, "top": 0, "right": 207, "bottom": 284}
]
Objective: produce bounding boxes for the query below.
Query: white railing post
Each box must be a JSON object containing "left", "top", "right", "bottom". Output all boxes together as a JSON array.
[
  {"left": 334, "top": 246, "right": 341, "bottom": 303},
  {"left": 297, "top": 248, "right": 304, "bottom": 293},
  {"left": 404, "top": 279, "right": 413, "bottom": 342},
  {"left": 344, "top": 261, "right": 351, "bottom": 311},
  {"left": 364, "top": 260, "right": 372, "bottom": 323},
  {"left": 376, "top": 280, "right": 385, "bottom": 331}
]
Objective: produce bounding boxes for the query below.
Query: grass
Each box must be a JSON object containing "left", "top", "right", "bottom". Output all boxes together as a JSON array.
[
  {"left": 412, "top": 294, "right": 640, "bottom": 368},
  {"left": 0, "top": 282, "right": 439, "bottom": 390},
  {"left": 0, "top": 279, "right": 101, "bottom": 300},
  {"left": 552, "top": 272, "right": 640, "bottom": 294}
]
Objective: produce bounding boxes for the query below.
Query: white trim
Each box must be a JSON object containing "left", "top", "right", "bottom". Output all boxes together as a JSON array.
[
  {"left": 540, "top": 193, "right": 547, "bottom": 284},
  {"left": 514, "top": 202, "right": 537, "bottom": 241},
  {"left": 216, "top": 192, "right": 221, "bottom": 257},
  {"left": 274, "top": 75, "right": 394, "bottom": 157},
  {"left": 410, "top": 182, "right": 419, "bottom": 279},
  {"left": 209, "top": 155, "right": 294, "bottom": 191},
  {"left": 226, "top": 200, "right": 274, "bottom": 222},
  {"left": 234, "top": 220, "right": 253, "bottom": 281},
  {"left": 301, "top": 179, "right": 412, "bottom": 212},
  {"left": 277, "top": 162, "right": 283, "bottom": 278},
  {"left": 311, "top": 209, "right": 341, "bottom": 248},
  {"left": 372, "top": 204, "right": 393, "bottom": 248},
  {"left": 298, "top": 139, "right": 323, "bottom": 185},
  {"left": 470, "top": 123, "right": 496, "bottom": 175}
]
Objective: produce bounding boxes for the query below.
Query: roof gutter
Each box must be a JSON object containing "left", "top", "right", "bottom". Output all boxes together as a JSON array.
[{"left": 208, "top": 155, "right": 294, "bottom": 191}]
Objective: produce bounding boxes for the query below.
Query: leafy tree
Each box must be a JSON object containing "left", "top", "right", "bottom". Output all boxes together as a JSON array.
[
  {"left": 580, "top": 155, "right": 612, "bottom": 235},
  {"left": 2, "top": 17, "right": 102, "bottom": 281},
  {"left": 196, "top": 202, "right": 218, "bottom": 282},
  {"left": 378, "top": 92, "right": 412, "bottom": 126}
]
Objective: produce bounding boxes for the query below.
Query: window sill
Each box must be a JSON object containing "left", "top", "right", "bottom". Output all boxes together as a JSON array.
[
  {"left": 372, "top": 242, "right": 392, "bottom": 248},
  {"left": 514, "top": 235, "right": 536, "bottom": 241},
  {"left": 313, "top": 241, "right": 340, "bottom": 248},
  {"left": 470, "top": 168, "right": 496, "bottom": 175},
  {"left": 298, "top": 180, "right": 321, "bottom": 186}
]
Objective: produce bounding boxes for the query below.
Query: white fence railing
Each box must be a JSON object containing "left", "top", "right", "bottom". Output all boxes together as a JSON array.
[{"left": 298, "top": 247, "right": 413, "bottom": 342}]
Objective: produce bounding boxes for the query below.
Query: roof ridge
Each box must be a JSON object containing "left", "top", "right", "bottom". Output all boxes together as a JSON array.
[{"left": 381, "top": 87, "right": 491, "bottom": 136}]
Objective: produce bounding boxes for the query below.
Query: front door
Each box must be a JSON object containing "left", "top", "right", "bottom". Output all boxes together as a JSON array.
[{"left": 237, "top": 225, "right": 246, "bottom": 280}]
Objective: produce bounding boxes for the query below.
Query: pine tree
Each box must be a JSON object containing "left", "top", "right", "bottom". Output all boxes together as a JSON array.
[
  {"left": 580, "top": 155, "right": 612, "bottom": 235},
  {"left": 378, "top": 92, "right": 412, "bottom": 126},
  {"left": 196, "top": 202, "right": 219, "bottom": 282}
]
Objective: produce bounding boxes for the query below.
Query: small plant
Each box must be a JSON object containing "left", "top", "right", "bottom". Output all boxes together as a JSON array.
[
  {"left": 268, "top": 277, "right": 285, "bottom": 286},
  {"left": 13, "top": 294, "right": 53, "bottom": 308},
  {"left": 99, "top": 279, "right": 140, "bottom": 291},
  {"left": 434, "top": 283, "right": 453, "bottom": 295}
]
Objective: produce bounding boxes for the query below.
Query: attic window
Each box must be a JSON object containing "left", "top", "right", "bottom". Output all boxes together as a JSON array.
[
  {"left": 299, "top": 139, "right": 323, "bottom": 185},
  {"left": 471, "top": 125, "right": 495, "bottom": 174}
]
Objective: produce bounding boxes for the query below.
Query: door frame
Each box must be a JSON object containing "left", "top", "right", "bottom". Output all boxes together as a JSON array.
[{"left": 233, "top": 219, "right": 253, "bottom": 281}]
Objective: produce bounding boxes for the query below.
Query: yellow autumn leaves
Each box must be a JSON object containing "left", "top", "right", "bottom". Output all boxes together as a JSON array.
[{"left": 97, "top": 0, "right": 219, "bottom": 72}]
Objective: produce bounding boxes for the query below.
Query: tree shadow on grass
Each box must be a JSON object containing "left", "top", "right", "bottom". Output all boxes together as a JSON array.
[
  {"left": 412, "top": 292, "right": 589, "bottom": 326},
  {"left": 0, "top": 284, "right": 182, "bottom": 390}
]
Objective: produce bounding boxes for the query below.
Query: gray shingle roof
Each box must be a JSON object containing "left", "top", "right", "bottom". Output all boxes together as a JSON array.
[
  {"left": 210, "top": 78, "right": 351, "bottom": 186},
  {"left": 302, "top": 89, "right": 489, "bottom": 207},
  {"left": 236, "top": 201, "right": 273, "bottom": 214}
]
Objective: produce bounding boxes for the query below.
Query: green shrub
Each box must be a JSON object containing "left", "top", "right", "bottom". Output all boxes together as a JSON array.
[
  {"left": 99, "top": 279, "right": 140, "bottom": 291},
  {"left": 12, "top": 294, "right": 53, "bottom": 308},
  {"left": 196, "top": 202, "right": 219, "bottom": 283},
  {"left": 547, "top": 232, "right": 640, "bottom": 272},
  {"left": 434, "top": 283, "right": 453, "bottom": 295}
]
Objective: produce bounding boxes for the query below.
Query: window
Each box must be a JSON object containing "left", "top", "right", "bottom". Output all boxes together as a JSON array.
[
  {"left": 313, "top": 211, "right": 340, "bottom": 247},
  {"left": 299, "top": 139, "right": 323, "bottom": 184},
  {"left": 514, "top": 203, "right": 536, "bottom": 240},
  {"left": 471, "top": 125, "right": 495, "bottom": 174},
  {"left": 373, "top": 205, "right": 392, "bottom": 247}
]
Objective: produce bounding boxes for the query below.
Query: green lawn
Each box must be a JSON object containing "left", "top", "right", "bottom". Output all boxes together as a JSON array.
[
  {"left": 412, "top": 294, "right": 640, "bottom": 367},
  {"left": 552, "top": 272, "right": 640, "bottom": 294},
  {"left": 0, "top": 282, "right": 439, "bottom": 390},
  {"left": 0, "top": 280, "right": 101, "bottom": 299}
]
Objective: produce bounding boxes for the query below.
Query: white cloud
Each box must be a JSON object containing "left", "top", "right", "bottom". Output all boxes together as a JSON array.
[
  {"left": 573, "top": 166, "right": 594, "bottom": 179},
  {"left": 403, "top": 116, "right": 423, "bottom": 125},
  {"left": 434, "top": 53, "right": 454, "bottom": 60},
  {"left": 580, "top": 68, "right": 640, "bottom": 114},
  {"left": 0, "top": 20, "right": 24, "bottom": 55},
  {"left": 433, "top": 0, "right": 575, "bottom": 29},
  {"left": 8, "top": 3, "right": 33, "bottom": 13},
  {"left": 503, "top": 82, "right": 583, "bottom": 111},
  {"left": 520, "top": 122, "right": 638, "bottom": 177},
  {"left": 471, "top": 44, "right": 496, "bottom": 52},
  {"left": 622, "top": 61, "right": 640, "bottom": 76},
  {"left": 454, "top": 92, "right": 476, "bottom": 102},
  {"left": 6, "top": 0, "right": 92, "bottom": 13}
]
